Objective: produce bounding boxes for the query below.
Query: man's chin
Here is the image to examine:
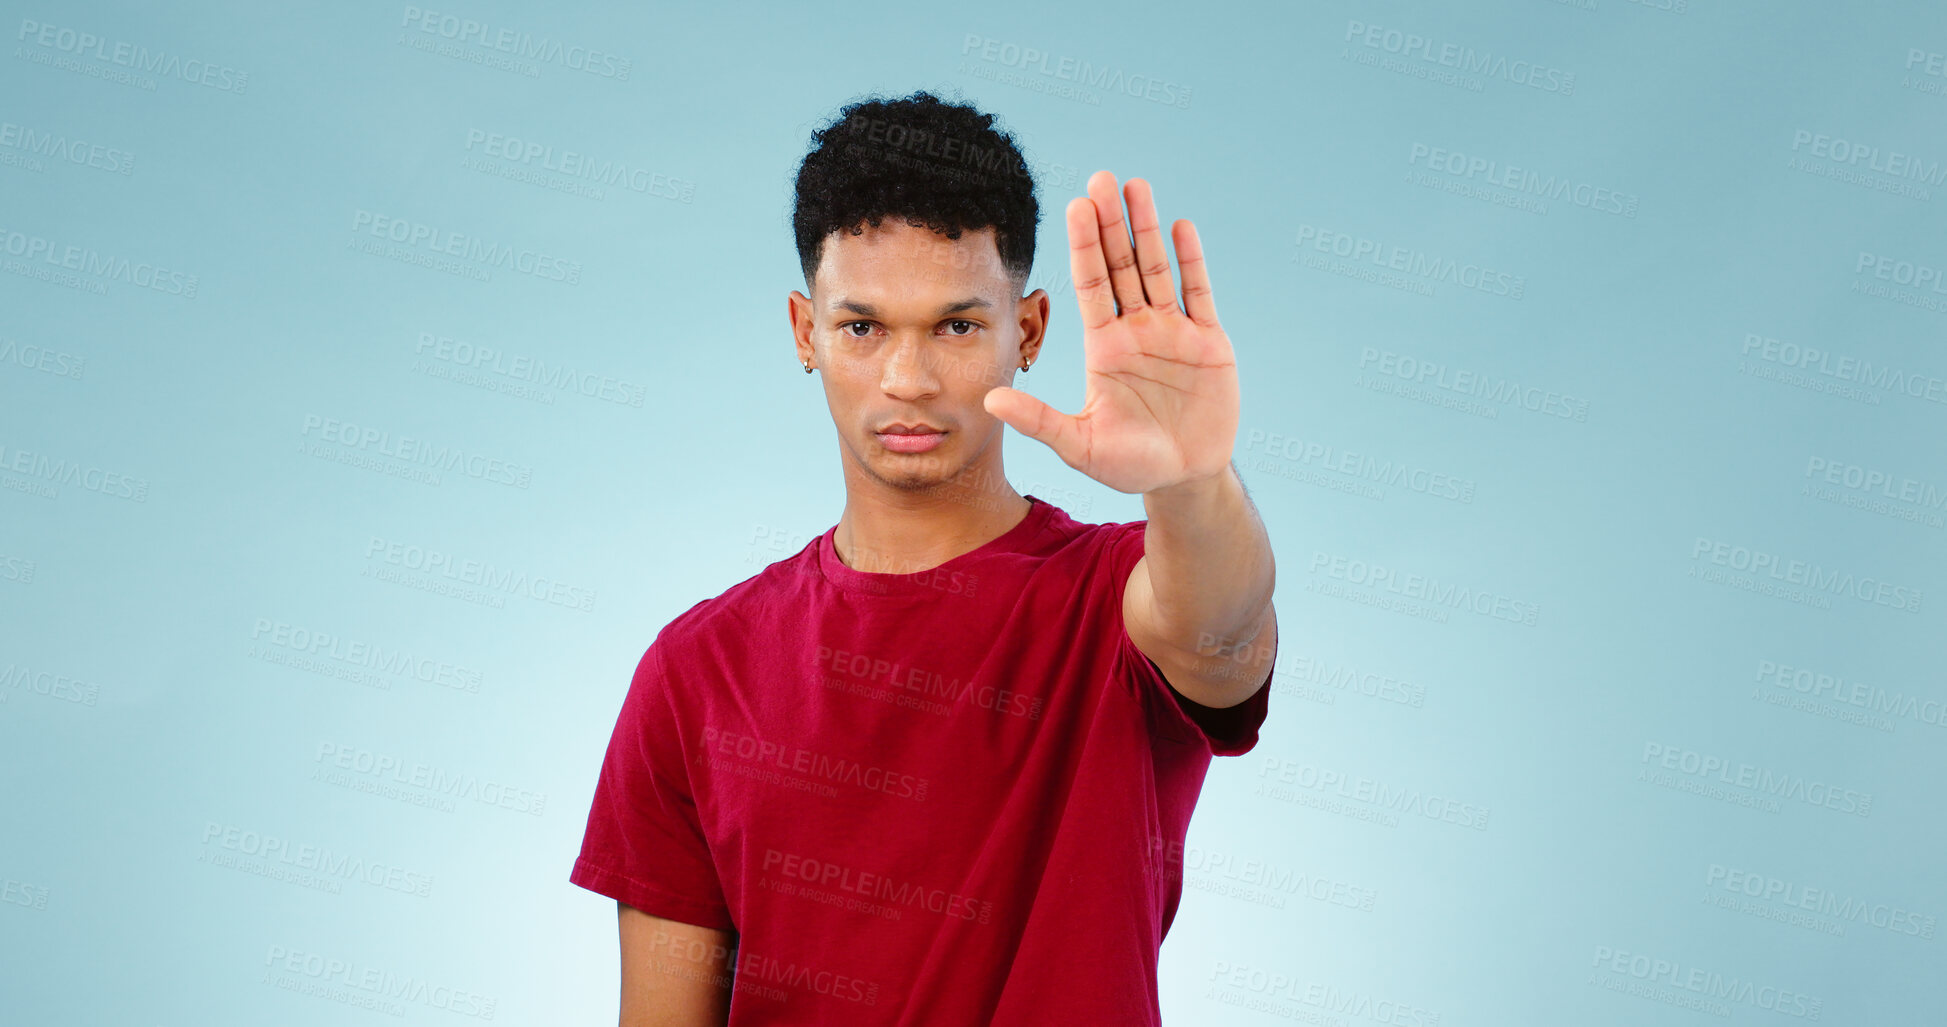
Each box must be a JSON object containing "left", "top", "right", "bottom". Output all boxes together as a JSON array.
[{"left": 869, "top": 455, "right": 963, "bottom": 492}]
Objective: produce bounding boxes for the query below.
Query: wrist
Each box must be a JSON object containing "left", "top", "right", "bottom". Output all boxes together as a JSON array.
[{"left": 1143, "top": 462, "right": 1237, "bottom": 512}]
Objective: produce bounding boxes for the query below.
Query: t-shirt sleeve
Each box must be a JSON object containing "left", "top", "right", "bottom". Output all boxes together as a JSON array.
[
  {"left": 569, "top": 641, "right": 735, "bottom": 932},
  {"left": 1102, "top": 519, "right": 1274, "bottom": 758}
]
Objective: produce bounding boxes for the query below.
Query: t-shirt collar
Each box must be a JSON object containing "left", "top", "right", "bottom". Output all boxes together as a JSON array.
[{"left": 813, "top": 494, "right": 1056, "bottom": 596}]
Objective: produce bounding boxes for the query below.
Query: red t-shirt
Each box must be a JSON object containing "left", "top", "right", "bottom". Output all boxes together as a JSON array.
[{"left": 570, "top": 495, "right": 1274, "bottom": 1025}]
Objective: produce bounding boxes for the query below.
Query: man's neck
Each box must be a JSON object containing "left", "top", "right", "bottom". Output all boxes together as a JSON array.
[{"left": 833, "top": 474, "right": 1032, "bottom": 576}]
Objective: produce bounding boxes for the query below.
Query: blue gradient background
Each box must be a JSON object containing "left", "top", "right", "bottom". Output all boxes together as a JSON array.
[{"left": 3, "top": 0, "right": 1942, "bottom": 1023}]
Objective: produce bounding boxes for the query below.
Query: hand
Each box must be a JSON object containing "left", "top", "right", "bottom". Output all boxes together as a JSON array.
[{"left": 983, "top": 170, "right": 1239, "bottom": 495}]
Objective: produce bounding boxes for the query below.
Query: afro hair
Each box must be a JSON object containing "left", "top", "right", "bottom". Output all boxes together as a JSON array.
[{"left": 791, "top": 89, "right": 1040, "bottom": 292}]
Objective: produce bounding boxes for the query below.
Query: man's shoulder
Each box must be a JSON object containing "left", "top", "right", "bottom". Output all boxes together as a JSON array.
[
  {"left": 651, "top": 546, "right": 820, "bottom": 654},
  {"left": 1040, "top": 502, "right": 1147, "bottom": 568},
  {"left": 1013, "top": 496, "right": 1140, "bottom": 553}
]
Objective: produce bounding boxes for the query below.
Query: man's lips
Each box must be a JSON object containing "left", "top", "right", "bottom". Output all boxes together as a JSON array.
[{"left": 875, "top": 425, "right": 946, "bottom": 453}]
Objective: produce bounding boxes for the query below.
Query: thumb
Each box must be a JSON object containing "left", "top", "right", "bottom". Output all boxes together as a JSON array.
[{"left": 984, "top": 386, "right": 1085, "bottom": 467}]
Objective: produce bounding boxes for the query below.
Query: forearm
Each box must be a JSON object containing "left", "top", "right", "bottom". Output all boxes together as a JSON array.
[{"left": 1140, "top": 461, "right": 1275, "bottom": 654}]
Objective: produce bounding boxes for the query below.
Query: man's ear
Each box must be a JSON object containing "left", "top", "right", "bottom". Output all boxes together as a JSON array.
[
  {"left": 789, "top": 290, "right": 815, "bottom": 367},
  {"left": 1017, "top": 288, "right": 1050, "bottom": 364}
]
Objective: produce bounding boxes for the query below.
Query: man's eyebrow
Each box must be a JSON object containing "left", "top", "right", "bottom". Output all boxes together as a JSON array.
[{"left": 831, "top": 297, "right": 993, "bottom": 317}]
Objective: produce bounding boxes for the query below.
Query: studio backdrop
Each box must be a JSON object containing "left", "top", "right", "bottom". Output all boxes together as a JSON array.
[{"left": 2, "top": 0, "right": 1941, "bottom": 1023}]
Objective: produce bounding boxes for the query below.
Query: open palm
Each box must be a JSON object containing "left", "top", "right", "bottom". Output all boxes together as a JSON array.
[{"left": 984, "top": 170, "right": 1238, "bottom": 495}]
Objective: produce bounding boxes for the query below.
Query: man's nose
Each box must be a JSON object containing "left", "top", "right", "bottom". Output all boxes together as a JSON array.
[{"left": 881, "top": 336, "right": 941, "bottom": 398}]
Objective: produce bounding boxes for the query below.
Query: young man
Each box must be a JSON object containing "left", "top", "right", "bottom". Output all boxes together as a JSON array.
[{"left": 570, "top": 89, "right": 1278, "bottom": 1026}]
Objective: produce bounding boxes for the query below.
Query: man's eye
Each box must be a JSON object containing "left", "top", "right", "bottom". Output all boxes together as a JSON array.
[
  {"left": 841, "top": 322, "right": 874, "bottom": 337},
  {"left": 945, "top": 320, "right": 977, "bottom": 336}
]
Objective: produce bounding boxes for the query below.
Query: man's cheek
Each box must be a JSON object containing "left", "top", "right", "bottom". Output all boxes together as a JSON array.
[{"left": 825, "top": 351, "right": 878, "bottom": 381}]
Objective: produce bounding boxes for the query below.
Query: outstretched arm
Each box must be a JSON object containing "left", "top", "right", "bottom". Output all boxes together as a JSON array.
[
  {"left": 984, "top": 170, "right": 1276, "bottom": 706},
  {"left": 1129, "top": 463, "right": 1277, "bottom": 708}
]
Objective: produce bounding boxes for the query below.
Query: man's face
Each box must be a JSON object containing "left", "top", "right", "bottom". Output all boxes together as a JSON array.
[{"left": 790, "top": 220, "right": 1047, "bottom": 494}]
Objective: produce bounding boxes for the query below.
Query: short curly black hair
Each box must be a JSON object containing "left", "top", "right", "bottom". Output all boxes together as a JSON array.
[{"left": 792, "top": 89, "right": 1039, "bottom": 292}]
